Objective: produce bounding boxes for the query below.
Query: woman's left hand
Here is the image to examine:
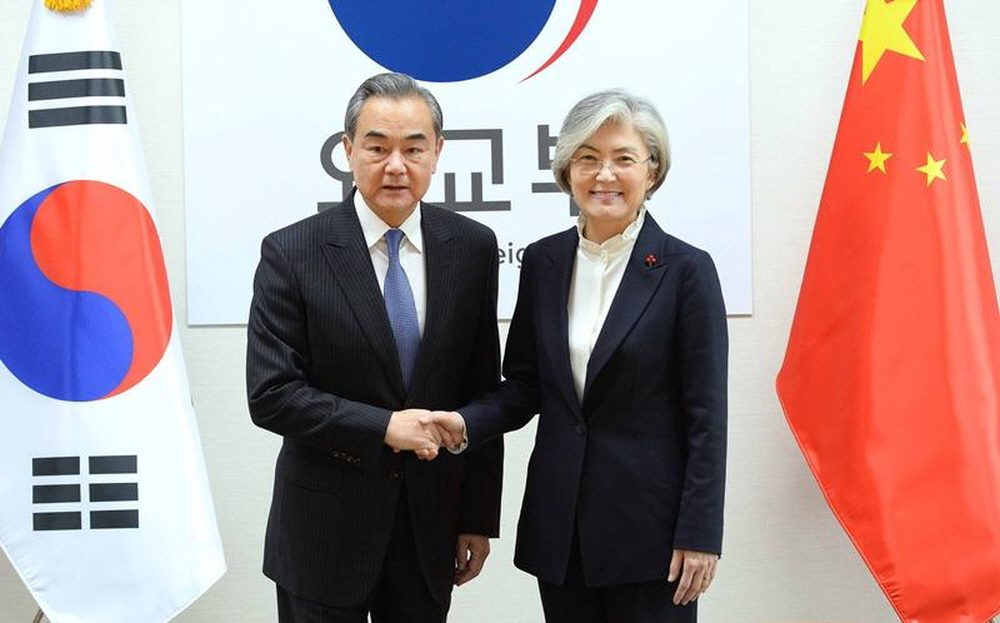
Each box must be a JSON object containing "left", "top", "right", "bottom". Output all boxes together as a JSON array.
[{"left": 668, "top": 549, "right": 718, "bottom": 606}]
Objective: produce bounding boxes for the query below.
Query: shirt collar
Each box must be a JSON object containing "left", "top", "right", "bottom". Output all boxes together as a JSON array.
[
  {"left": 355, "top": 191, "right": 424, "bottom": 254},
  {"left": 576, "top": 206, "right": 646, "bottom": 257}
]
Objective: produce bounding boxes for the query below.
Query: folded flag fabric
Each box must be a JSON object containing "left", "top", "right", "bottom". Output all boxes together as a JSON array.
[
  {"left": 777, "top": 2, "right": 1000, "bottom": 621},
  {"left": 0, "top": 2, "right": 225, "bottom": 621}
]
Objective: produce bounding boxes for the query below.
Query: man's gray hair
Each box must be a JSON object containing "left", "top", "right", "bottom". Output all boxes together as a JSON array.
[
  {"left": 344, "top": 72, "right": 443, "bottom": 140},
  {"left": 551, "top": 89, "right": 671, "bottom": 198}
]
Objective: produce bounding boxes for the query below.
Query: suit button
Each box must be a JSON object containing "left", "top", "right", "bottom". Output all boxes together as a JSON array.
[
  {"left": 574, "top": 423, "right": 586, "bottom": 436},
  {"left": 388, "top": 470, "right": 402, "bottom": 480}
]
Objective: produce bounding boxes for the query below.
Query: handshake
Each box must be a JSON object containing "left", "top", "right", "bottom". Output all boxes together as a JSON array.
[{"left": 384, "top": 409, "right": 467, "bottom": 460}]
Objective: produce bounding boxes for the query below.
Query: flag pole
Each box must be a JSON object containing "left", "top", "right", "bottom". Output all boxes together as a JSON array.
[
  {"left": 42, "top": 0, "right": 93, "bottom": 10},
  {"left": 31, "top": 609, "right": 44, "bottom": 623}
]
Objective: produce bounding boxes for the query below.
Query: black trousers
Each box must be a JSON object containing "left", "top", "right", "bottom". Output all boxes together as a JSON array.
[
  {"left": 537, "top": 527, "right": 697, "bottom": 623},
  {"left": 276, "top": 487, "right": 449, "bottom": 623}
]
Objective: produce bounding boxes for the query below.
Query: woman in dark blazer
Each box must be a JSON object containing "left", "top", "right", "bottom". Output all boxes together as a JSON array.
[{"left": 430, "top": 89, "right": 728, "bottom": 623}]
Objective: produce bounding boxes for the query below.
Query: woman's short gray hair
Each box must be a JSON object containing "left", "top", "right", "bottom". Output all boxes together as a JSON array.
[
  {"left": 344, "top": 72, "right": 443, "bottom": 140},
  {"left": 552, "top": 89, "right": 671, "bottom": 197}
]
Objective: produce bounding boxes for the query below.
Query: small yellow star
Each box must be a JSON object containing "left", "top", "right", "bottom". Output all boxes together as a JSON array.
[
  {"left": 859, "top": 0, "right": 925, "bottom": 84},
  {"left": 960, "top": 122, "right": 970, "bottom": 145},
  {"left": 863, "top": 142, "right": 893, "bottom": 173},
  {"left": 916, "top": 153, "right": 947, "bottom": 187}
]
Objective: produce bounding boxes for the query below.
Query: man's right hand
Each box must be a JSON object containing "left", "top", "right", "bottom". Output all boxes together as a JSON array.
[{"left": 385, "top": 409, "right": 440, "bottom": 459}]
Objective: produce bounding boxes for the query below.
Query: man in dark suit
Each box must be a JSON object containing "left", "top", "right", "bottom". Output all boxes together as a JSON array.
[{"left": 246, "top": 72, "right": 504, "bottom": 623}]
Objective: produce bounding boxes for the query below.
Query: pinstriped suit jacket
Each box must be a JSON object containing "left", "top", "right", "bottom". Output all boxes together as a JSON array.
[{"left": 246, "top": 192, "right": 504, "bottom": 607}]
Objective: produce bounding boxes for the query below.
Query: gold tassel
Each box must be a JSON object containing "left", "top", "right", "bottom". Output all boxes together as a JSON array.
[{"left": 44, "top": 0, "right": 94, "bottom": 12}]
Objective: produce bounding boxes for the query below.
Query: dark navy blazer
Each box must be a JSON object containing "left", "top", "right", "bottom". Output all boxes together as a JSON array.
[{"left": 460, "top": 214, "right": 727, "bottom": 587}]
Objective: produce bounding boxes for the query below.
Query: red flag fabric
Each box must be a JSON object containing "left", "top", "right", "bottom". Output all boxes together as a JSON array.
[{"left": 776, "top": 1, "right": 1000, "bottom": 621}]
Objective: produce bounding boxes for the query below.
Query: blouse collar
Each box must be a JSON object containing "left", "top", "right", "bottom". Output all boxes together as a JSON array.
[{"left": 576, "top": 206, "right": 646, "bottom": 258}]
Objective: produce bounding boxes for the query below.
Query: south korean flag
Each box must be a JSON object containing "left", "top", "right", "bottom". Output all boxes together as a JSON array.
[{"left": 0, "top": 2, "right": 226, "bottom": 622}]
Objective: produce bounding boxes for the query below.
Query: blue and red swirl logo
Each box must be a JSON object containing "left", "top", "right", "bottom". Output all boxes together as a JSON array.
[
  {"left": 0, "top": 181, "right": 172, "bottom": 402},
  {"left": 328, "top": 0, "right": 598, "bottom": 82}
]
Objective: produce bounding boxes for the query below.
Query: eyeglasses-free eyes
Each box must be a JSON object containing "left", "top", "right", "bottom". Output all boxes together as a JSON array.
[
  {"left": 362, "top": 145, "right": 431, "bottom": 164},
  {"left": 569, "top": 154, "right": 653, "bottom": 176}
]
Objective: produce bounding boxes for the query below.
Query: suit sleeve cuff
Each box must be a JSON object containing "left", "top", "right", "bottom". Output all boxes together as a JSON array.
[{"left": 446, "top": 414, "right": 469, "bottom": 454}]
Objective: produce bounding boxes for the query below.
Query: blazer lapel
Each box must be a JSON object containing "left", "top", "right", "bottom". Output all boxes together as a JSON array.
[
  {"left": 583, "top": 216, "right": 670, "bottom": 400},
  {"left": 321, "top": 194, "right": 406, "bottom": 400},
  {"left": 405, "top": 205, "right": 457, "bottom": 404},
  {"left": 539, "top": 228, "right": 583, "bottom": 419}
]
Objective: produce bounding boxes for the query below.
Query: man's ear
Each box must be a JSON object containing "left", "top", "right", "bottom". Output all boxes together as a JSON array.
[
  {"left": 431, "top": 135, "right": 444, "bottom": 174},
  {"left": 342, "top": 133, "right": 354, "bottom": 168}
]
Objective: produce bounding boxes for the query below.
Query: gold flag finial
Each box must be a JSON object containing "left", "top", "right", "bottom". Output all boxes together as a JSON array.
[{"left": 44, "top": 0, "right": 94, "bottom": 11}]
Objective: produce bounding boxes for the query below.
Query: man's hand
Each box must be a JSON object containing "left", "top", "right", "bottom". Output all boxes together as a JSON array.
[
  {"left": 385, "top": 409, "right": 440, "bottom": 459},
  {"left": 421, "top": 411, "right": 467, "bottom": 449},
  {"left": 454, "top": 534, "right": 490, "bottom": 586},
  {"left": 668, "top": 549, "right": 718, "bottom": 606}
]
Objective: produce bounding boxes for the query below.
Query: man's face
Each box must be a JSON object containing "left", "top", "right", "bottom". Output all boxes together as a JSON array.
[{"left": 343, "top": 96, "right": 443, "bottom": 226}]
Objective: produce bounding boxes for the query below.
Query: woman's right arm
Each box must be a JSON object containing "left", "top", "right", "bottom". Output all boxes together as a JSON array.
[{"left": 454, "top": 244, "right": 544, "bottom": 448}]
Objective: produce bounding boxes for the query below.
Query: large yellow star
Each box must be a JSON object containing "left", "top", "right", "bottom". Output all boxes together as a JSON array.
[
  {"left": 863, "top": 142, "right": 893, "bottom": 173},
  {"left": 859, "top": 0, "right": 925, "bottom": 84},
  {"left": 916, "top": 152, "right": 946, "bottom": 186}
]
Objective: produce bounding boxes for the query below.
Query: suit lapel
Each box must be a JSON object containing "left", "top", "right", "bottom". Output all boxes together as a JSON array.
[
  {"left": 321, "top": 194, "right": 406, "bottom": 399},
  {"left": 539, "top": 228, "right": 583, "bottom": 419},
  {"left": 405, "top": 205, "right": 457, "bottom": 403},
  {"left": 583, "top": 216, "right": 669, "bottom": 400}
]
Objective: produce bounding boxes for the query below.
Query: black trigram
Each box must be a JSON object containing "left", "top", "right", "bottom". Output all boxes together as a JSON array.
[
  {"left": 32, "top": 455, "right": 139, "bottom": 531},
  {"left": 26, "top": 50, "right": 127, "bottom": 129}
]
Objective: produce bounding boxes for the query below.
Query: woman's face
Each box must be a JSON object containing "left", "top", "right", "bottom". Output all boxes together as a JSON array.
[{"left": 568, "top": 120, "right": 655, "bottom": 239}]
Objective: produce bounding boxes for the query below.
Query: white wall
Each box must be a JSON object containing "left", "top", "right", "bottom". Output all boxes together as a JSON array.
[{"left": 1, "top": 1, "right": 998, "bottom": 622}]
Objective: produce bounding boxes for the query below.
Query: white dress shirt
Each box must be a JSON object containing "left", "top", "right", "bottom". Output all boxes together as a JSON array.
[
  {"left": 355, "top": 192, "right": 426, "bottom": 335},
  {"left": 567, "top": 208, "right": 646, "bottom": 402}
]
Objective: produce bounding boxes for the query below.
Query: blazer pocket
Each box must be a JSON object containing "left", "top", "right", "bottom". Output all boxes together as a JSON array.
[
  {"left": 279, "top": 444, "right": 346, "bottom": 494},
  {"left": 639, "top": 433, "right": 683, "bottom": 493}
]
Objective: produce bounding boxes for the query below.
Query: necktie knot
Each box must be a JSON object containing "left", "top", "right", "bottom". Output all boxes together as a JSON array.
[{"left": 385, "top": 229, "right": 404, "bottom": 257}]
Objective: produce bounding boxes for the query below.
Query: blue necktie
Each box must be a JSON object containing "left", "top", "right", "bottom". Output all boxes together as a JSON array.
[{"left": 383, "top": 229, "right": 420, "bottom": 388}]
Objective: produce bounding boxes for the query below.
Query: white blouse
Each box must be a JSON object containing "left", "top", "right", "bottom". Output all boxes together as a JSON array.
[{"left": 567, "top": 208, "right": 646, "bottom": 402}]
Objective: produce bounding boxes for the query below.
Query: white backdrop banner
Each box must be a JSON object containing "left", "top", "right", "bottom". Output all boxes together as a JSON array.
[{"left": 181, "top": 0, "right": 751, "bottom": 324}]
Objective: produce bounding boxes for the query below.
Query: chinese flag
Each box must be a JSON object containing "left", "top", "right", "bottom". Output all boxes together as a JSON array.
[{"left": 776, "top": 1, "right": 1000, "bottom": 622}]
